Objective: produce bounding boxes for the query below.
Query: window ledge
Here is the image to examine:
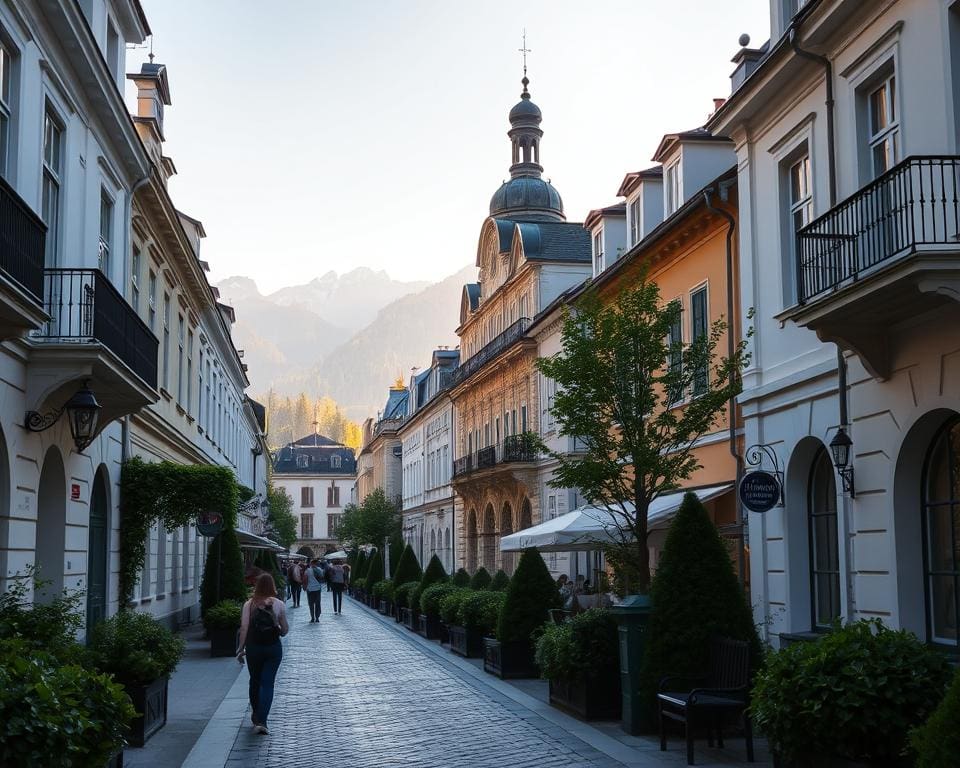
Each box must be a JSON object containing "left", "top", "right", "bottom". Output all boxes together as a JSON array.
[
  {"left": 160, "top": 388, "right": 172, "bottom": 401},
  {"left": 175, "top": 404, "right": 186, "bottom": 416},
  {"left": 139, "top": 596, "right": 153, "bottom": 605},
  {"left": 186, "top": 415, "right": 195, "bottom": 424}
]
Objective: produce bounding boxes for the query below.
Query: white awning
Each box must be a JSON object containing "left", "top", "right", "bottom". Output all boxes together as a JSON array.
[
  {"left": 499, "top": 484, "right": 733, "bottom": 553},
  {"left": 235, "top": 529, "right": 286, "bottom": 552}
]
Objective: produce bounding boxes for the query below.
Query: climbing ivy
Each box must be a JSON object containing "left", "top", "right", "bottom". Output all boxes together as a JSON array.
[{"left": 119, "top": 457, "right": 239, "bottom": 605}]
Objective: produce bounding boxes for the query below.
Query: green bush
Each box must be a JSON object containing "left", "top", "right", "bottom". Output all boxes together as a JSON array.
[
  {"left": 911, "top": 666, "right": 960, "bottom": 768},
  {"left": 420, "top": 554, "right": 448, "bottom": 592},
  {"left": 409, "top": 584, "right": 423, "bottom": 612},
  {"left": 0, "top": 638, "right": 135, "bottom": 767},
  {"left": 451, "top": 568, "right": 471, "bottom": 587},
  {"left": 89, "top": 610, "right": 186, "bottom": 688},
  {"left": 489, "top": 569, "right": 510, "bottom": 592},
  {"left": 496, "top": 548, "right": 560, "bottom": 645},
  {"left": 394, "top": 581, "right": 421, "bottom": 610},
  {"left": 469, "top": 567, "right": 492, "bottom": 590},
  {"left": 461, "top": 590, "right": 506, "bottom": 636},
  {"left": 371, "top": 579, "right": 395, "bottom": 602},
  {"left": 365, "top": 550, "right": 385, "bottom": 589},
  {"left": 203, "top": 600, "right": 243, "bottom": 632},
  {"left": 355, "top": 550, "right": 368, "bottom": 580},
  {"left": 752, "top": 620, "right": 951, "bottom": 765},
  {"left": 392, "top": 544, "right": 423, "bottom": 587},
  {"left": 420, "top": 583, "right": 459, "bottom": 618},
  {"left": 353, "top": 577, "right": 367, "bottom": 592},
  {"left": 534, "top": 608, "right": 618, "bottom": 682},
  {"left": 439, "top": 588, "right": 474, "bottom": 625},
  {"left": 0, "top": 568, "right": 86, "bottom": 663},
  {"left": 200, "top": 528, "right": 247, "bottom": 615},
  {"left": 639, "top": 493, "right": 760, "bottom": 725}
]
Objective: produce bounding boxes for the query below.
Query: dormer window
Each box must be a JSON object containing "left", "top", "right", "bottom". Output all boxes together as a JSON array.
[
  {"left": 593, "top": 230, "right": 604, "bottom": 274},
  {"left": 296, "top": 454, "right": 309, "bottom": 469},
  {"left": 628, "top": 198, "right": 641, "bottom": 247},
  {"left": 331, "top": 455, "right": 342, "bottom": 469},
  {"left": 666, "top": 161, "right": 681, "bottom": 216}
]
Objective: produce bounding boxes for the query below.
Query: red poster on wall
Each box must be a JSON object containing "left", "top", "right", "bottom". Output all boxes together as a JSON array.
[{"left": 71, "top": 484, "right": 80, "bottom": 501}]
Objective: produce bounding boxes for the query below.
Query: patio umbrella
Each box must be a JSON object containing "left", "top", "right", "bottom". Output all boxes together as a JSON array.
[
  {"left": 323, "top": 550, "right": 349, "bottom": 560},
  {"left": 499, "top": 484, "right": 732, "bottom": 552}
]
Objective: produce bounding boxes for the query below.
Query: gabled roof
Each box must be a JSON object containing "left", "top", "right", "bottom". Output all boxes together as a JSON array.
[
  {"left": 292, "top": 433, "right": 340, "bottom": 447},
  {"left": 584, "top": 202, "right": 626, "bottom": 231},
  {"left": 515, "top": 221, "right": 591, "bottom": 263},
  {"left": 617, "top": 165, "right": 663, "bottom": 197},
  {"left": 653, "top": 127, "right": 731, "bottom": 163}
]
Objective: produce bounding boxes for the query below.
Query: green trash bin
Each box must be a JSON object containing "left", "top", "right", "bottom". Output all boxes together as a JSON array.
[{"left": 611, "top": 594, "right": 653, "bottom": 735}]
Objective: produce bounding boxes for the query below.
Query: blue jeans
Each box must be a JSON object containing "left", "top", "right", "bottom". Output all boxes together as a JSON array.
[{"left": 246, "top": 640, "right": 282, "bottom": 726}]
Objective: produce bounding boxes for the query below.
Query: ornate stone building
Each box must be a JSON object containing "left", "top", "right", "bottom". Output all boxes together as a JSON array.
[{"left": 450, "top": 77, "right": 591, "bottom": 575}]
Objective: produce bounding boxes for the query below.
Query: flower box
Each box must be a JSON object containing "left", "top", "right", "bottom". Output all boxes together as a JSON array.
[
  {"left": 483, "top": 638, "right": 538, "bottom": 679},
  {"left": 548, "top": 676, "right": 621, "bottom": 721},
  {"left": 418, "top": 613, "right": 443, "bottom": 640},
  {"left": 378, "top": 599, "right": 393, "bottom": 616},
  {"left": 124, "top": 676, "right": 169, "bottom": 747},
  {"left": 447, "top": 625, "right": 483, "bottom": 658},
  {"left": 209, "top": 627, "right": 238, "bottom": 658},
  {"left": 401, "top": 607, "right": 418, "bottom": 631}
]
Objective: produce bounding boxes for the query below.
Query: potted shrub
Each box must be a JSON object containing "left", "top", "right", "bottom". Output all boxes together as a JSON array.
[
  {"left": 364, "top": 551, "right": 385, "bottom": 609},
  {"left": 395, "top": 581, "right": 421, "bottom": 630},
  {"left": 392, "top": 545, "right": 422, "bottom": 624},
  {"left": 440, "top": 588, "right": 478, "bottom": 656},
  {"left": 489, "top": 569, "right": 510, "bottom": 592},
  {"left": 419, "top": 583, "right": 457, "bottom": 640},
  {"left": 420, "top": 554, "right": 448, "bottom": 591},
  {"left": 910, "top": 666, "right": 960, "bottom": 768},
  {"left": 469, "top": 567, "right": 492, "bottom": 590},
  {"left": 371, "top": 579, "right": 394, "bottom": 615},
  {"left": 451, "top": 568, "right": 471, "bottom": 587},
  {"left": 204, "top": 600, "right": 242, "bottom": 657},
  {"left": 487, "top": 547, "right": 560, "bottom": 678},
  {"left": 465, "top": 590, "right": 506, "bottom": 664},
  {"left": 752, "top": 619, "right": 951, "bottom": 767},
  {"left": 535, "top": 609, "right": 621, "bottom": 720},
  {"left": 89, "top": 611, "right": 186, "bottom": 747}
]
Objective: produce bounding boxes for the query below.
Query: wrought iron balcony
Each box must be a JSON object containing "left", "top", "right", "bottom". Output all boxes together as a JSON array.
[
  {"left": 0, "top": 175, "right": 45, "bottom": 301},
  {"left": 449, "top": 317, "right": 530, "bottom": 387},
  {"left": 35, "top": 268, "right": 158, "bottom": 389},
  {"left": 797, "top": 156, "right": 960, "bottom": 302},
  {"left": 452, "top": 433, "right": 539, "bottom": 478}
]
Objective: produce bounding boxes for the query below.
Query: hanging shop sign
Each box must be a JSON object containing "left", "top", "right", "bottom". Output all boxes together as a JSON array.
[
  {"left": 196, "top": 510, "right": 224, "bottom": 537},
  {"left": 738, "top": 470, "right": 782, "bottom": 513}
]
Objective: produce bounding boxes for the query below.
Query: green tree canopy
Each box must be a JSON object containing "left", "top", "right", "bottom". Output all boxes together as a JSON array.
[
  {"left": 336, "top": 488, "right": 400, "bottom": 548},
  {"left": 265, "top": 484, "right": 297, "bottom": 549},
  {"left": 535, "top": 277, "right": 746, "bottom": 592}
]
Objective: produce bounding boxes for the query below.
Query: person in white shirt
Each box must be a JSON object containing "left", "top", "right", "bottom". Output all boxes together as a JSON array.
[{"left": 304, "top": 558, "right": 325, "bottom": 622}]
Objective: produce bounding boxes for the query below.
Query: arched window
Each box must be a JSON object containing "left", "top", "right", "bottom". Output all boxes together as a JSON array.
[
  {"left": 809, "top": 448, "right": 840, "bottom": 629},
  {"left": 923, "top": 418, "right": 960, "bottom": 648}
]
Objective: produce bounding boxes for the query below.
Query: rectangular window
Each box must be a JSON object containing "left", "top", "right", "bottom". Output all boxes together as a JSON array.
[
  {"left": 162, "top": 294, "right": 171, "bottom": 390},
  {"left": 665, "top": 160, "right": 681, "bottom": 215},
  {"left": 300, "top": 513, "right": 314, "bottom": 539},
  {"left": 186, "top": 329, "right": 194, "bottom": 414},
  {"left": 106, "top": 20, "right": 120, "bottom": 81},
  {"left": 868, "top": 73, "right": 899, "bottom": 178},
  {"left": 690, "top": 286, "right": 709, "bottom": 396},
  {"left": 521, "top": 404, "right": 527, "bottom": 433},
  {"left": 331, "top": 454, "right": 342, "bottom": 469},
  {"left": 546, "top": 378, "right": 557, "bottom": 431},
  {"left": 629, "top": 198, "right": 641, "bottom": 246},
  {"left": 147, "top": 271, "right": 157, "bottom": 331},
  {"left": 593, "top": 230, "right": 604, "bottom": 273},
  {"left": 327, "top": 514, "right": 342, "bottom": 538},
  {"left": 177, "top": 315, "right": 185, "bottom": 405},
  {"left": 42, "top": 108, "right": 63, "bottom": 267},
  {"left": 327, "top": 485, "right": 340, "bottom": 507},
  {"left": 301, "top": 487, "right": 314, "bottom": 508},
  {"left": 130, "top": 247, "right": 141, "bottom": 313},
  {"left": 789, "top": 155, "right": 813, "bottom": 233},
  {"left": 198, "top": 350, "right": 204, "bottom": 423},
  {"left": 98, "top": 189, "right": 113, "bottom": 275},
  {"left": 667, "top": 299, "right": 684, "bottom": 404},
  {"left": 0, "top": 41, "right": 12, "bottom": 178}
]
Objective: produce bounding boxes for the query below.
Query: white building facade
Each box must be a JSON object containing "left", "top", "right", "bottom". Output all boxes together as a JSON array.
[{"left": 711, "top": 0, "right": 960, "bottom": 653}]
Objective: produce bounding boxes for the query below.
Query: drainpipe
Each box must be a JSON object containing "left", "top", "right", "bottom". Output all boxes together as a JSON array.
[
  {"left": 790, "top": 24, "right": 855, "bottom": 619},
  {"left": 704, "top": 184, "right": 746, "bottom": 587}
]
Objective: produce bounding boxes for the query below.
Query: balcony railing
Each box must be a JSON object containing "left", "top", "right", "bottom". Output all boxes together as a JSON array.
[
  {"left": 452, "top": 433, "right": 539, "bottom": 478},
  {"left": 0, "top": 174, "right": 45, "bottom": 302},
  {"left": 449, "top": 317, "right": 530, "bottom": 386},
  {"left": 35, "top": 268, "right": 158, "bottom": 388},
  {"left": 797, "top": 156, "right": 960, "bottom": 303}
]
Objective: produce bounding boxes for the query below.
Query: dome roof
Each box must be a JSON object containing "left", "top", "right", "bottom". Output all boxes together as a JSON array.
[
  {"left": 489, "top": 176, "right": 564, "bottom": 220},
  {"left": 509, "top": 95, "right": 542, "bottom": 123}
]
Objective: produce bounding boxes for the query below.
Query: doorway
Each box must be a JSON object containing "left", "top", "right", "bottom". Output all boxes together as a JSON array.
[{"left": 85, "top": 466, "right": 110, "bottom": 634}]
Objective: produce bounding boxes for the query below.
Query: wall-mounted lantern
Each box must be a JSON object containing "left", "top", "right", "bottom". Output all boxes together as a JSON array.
[
  {"left": 25, "top": 382, "right": 102, "bottom": 454},
  {"left": 829, "top": 427, "right": 855, "bottom": 498}
]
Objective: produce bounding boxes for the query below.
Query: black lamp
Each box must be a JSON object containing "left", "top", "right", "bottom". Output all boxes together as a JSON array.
[
  {"left": 829, "top": 427, "right": 855, "bottom": 497},
  {"left": 25, "top": 382, "right": 102, "bottom": 454}
]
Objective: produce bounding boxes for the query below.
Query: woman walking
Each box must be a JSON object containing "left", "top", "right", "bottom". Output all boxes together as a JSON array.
[{"left": 237, "top": 573, "right": 289, "bottom": 735}]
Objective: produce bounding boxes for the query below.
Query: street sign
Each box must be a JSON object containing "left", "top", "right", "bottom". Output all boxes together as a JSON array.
[
  {"left": 197, "top": 510, "right": 224, "bottom": 537},
  {"left": 739, "top": 470, "right": 781, "bottom": 513}
]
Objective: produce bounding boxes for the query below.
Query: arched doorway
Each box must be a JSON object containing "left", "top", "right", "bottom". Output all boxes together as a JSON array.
[
  {"left": 0, "top": 427, "right": 9, "bottom": 580},
  {"left": 85, "top": 466, "right": 111, "bottom": 634},
  {"left": 465, "top": 510, "right": 478, "bottom": 572},
  {"left": 808, "top": 448, "right": 840, "bottom": 629},
  {"left": 482, "top": 503, "right": 497, "bottom": 572},
  {"left": 519, "top": 497, "right": 532, "bottom": 530},
  {"left": 500, "top": 502, "right": 515, "bottom": 574},
  {"left": 297, "top": 546, "right": 315, "bottom": 560},
  {"left": 36, "top": 447, "right": 66, "bottom": 603}
]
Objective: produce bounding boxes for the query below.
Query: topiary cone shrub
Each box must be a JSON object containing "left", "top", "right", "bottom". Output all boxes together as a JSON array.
[
  {"left": 496, "top": 547, "right": 560, "bottom": 645},
  {"left": 392, "top": 544, "right": 423, "bottom": 588},
  {"left": 355, "top": 550, "right": 368, "bottom": 581},
  {"left": 469, "top": 567, "right": 492, "bottom": 590},
  {"left": 388, "top": 536, "right": 404, "bottom": 578},
  {"left": 752, "top": 620, "right": 951, "bottom": 766},
  {"left": 451, "top": 568, "right": 471, "bottom": 587},
  {"left": 637, "top": 492, "right": 760, "bottom": 729},
  {"left": 420, "top": 554, "right": 448, "bottom": 591},
  {"left": 911, "top": 666, "right": 960, "bottom": 768},
  {"left": 489, "top": 569, "right": 510, "bottom": 592},
  {"left": 364, "top": 550, "right": 384, "bottom": 592},
  {"left": 200, "top": 528, "right": 247, "bottom": 615}
]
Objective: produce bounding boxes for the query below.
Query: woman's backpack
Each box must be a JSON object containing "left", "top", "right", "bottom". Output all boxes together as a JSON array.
[{"left": 250, "top": 601, "right": 280, "bottom": 645}]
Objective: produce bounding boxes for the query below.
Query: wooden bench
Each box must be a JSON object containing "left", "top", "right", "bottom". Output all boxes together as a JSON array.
[{"left": 657, "top": 636, "right": 755, "bottom": 766}]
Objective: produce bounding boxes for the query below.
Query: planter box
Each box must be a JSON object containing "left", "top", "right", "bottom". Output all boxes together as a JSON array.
[
  {"left": 549, "top": 675, "right": 622, "bottom": 721},
  {"left": 208, "top": 626, "right": 238, "bottom": 657},
  {"left": 401, "top": 607, "right": 418, "bottom": 631},
  {"left": 378, "top": 599, "right": 393, "bottom": 615},
  {"left": 448, "top": 625, "right": 483, "bottom": 658},
  {"left": 124, "top": 676, "right": 168, "bottom": 747},
  {"left": 418, "top": 613, "right": 442, "bottom": 640},
  {"left": 106, "top": 750, "right": 124, "bottom": 768},
  {"left": 483, "top": 638, "right": 538, "bottom": 679}
]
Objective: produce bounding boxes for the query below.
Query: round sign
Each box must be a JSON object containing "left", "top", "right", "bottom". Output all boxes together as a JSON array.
[
  {"left": 197, "top": 510, "right": 224, "bottom": 537},
  {"left": 739, "top": 471, "right": 781, "bottom": 513}
]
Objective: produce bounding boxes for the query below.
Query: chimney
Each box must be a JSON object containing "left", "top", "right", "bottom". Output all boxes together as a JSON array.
[{"left": 127, "top": 62, "right": 171, "bottom": 139}]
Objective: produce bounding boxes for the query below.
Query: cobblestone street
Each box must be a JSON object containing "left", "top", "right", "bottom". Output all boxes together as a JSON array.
[{"left": 215, "top": 595, "right": 766, "bottom": 768}]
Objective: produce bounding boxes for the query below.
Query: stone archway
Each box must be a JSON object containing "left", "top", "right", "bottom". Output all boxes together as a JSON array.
[
  {"left": 465, "top": 509, "right": 478, "bottom": 572},
  {"left": 519, "top": 497, "right": 532, "bottom": 530},
  {"left": 36, "top": 446, "right": 66, "bottom": 602},
  {"left": 482, "top": 503, "right": 497, "bottom": 572},
  {"left": 297, "top": 546, "right": 315, "bottom": 560},
  {"left": 85, "top": 465, "right": 111, "bottom": 634},
  {"left": 500, "top": 502, "right": 515, "bottom": 574}
]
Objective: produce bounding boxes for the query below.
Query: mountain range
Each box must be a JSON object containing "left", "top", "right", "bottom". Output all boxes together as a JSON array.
[{"left": 217, "top": 265, "right": 475, "bottom": 421}]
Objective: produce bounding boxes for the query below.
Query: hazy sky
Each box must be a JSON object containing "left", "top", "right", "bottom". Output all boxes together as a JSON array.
[{"left": 127, "top": 1, "right": 770, "bottom": 294}]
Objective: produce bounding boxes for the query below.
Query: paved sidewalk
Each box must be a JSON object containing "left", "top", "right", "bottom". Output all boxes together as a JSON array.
[
  {"left": 179, "top": 595, "right": 770, "bottom": 768},
  {"left": 123, "top": 622, "right": 244, "bottom": 768}
]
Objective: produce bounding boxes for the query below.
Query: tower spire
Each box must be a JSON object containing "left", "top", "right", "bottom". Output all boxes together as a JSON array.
[{"left": 518, "top": 29, "right": 531, "bottom": 96}]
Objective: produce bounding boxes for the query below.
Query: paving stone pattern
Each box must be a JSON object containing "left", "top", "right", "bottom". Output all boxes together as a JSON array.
[{"left": 226, "top": 598, "right": 627, "bottom": 768}]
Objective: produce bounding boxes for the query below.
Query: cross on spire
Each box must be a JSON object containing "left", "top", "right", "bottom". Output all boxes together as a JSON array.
[{"left": 519, "top": 29, "right": 531, "bottom": 94}]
